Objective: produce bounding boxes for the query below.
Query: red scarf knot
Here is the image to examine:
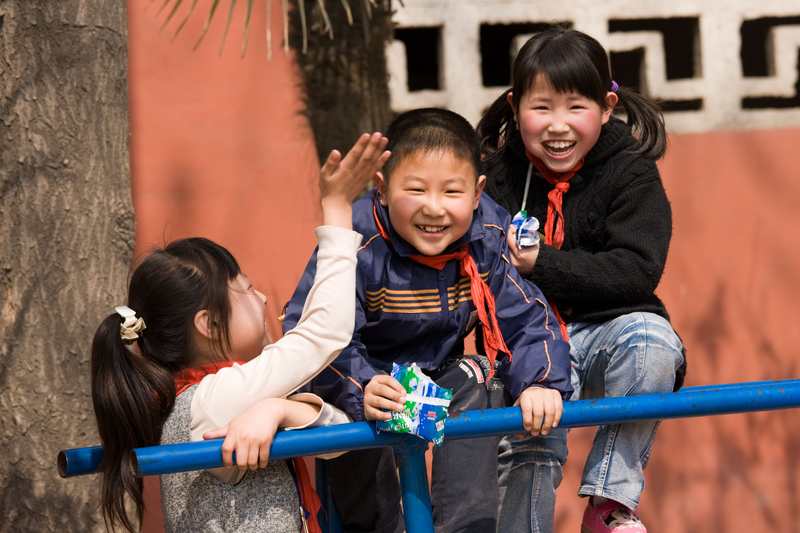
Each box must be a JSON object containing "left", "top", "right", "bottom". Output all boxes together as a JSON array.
[
  {"left": 373, "top": 196, "right": 511, "bottom": 380},
  {"left": 524, "top": 149, "right": 583, "bottom": 342}
]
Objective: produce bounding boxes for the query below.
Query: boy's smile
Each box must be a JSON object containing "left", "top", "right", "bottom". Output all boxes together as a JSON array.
[{"left": 376, "top": 149, "right": 486, "bottom": 257}]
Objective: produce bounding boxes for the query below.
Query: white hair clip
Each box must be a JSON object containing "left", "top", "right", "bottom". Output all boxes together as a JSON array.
[{"left": 115, "top": 305, "right": 147, "bottom": 342}]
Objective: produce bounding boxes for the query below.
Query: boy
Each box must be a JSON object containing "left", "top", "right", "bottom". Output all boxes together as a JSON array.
[{"left": 282, "top": 108, "right": 572, "bottom": 533}]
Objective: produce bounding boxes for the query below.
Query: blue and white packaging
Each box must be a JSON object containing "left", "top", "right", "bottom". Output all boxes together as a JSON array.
[{"left": 511, "top": 211, "right": 540, "bottom": 248}]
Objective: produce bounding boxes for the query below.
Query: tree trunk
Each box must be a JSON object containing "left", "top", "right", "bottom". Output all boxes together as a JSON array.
[
  {"left": 291, "top": 0, "right": 395, "bottom": 164},
  {"left": 0, "top": 2, "right": 134, "bottom": 531}
]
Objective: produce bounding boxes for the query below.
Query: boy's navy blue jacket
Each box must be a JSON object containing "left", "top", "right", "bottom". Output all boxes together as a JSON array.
[{"left": 282, "top": 189, "right": 572, "bottom": 422}]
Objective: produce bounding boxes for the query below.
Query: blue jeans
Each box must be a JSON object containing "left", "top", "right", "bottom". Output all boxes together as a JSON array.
[{"left": 497, "top": 312, "right": 685, "bottom": 532}]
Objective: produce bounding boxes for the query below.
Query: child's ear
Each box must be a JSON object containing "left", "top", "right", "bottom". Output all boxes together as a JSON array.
[
  {"left": 602, "top": 92, "right": 618, "bottom": 124},
  {"left": 374, "top": 171, "right": 389, "bottom": 206},
  {"left": 506, "top": 91, "right": 518, "bottom": 124},
  {"left": 473, "top": 175, "right": 486, "bottom": 209},
  {"left": 193, "top": 309, "right": 216, "bottom": 340}
]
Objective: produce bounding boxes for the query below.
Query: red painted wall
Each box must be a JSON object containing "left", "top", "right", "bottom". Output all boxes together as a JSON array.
[
  {"left": 126, "top": 2, "right": 800, "bottom": 530},
  {"left": 126, "top": 1, "right": 321, "bottom": 531},
  {"left": 556, "top": 127, "right": 800, "bottom": 532}
]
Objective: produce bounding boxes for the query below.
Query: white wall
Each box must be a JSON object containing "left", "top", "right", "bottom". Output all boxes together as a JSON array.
[{"left": 386, "top": 0, "right": 800, "bottom": 133}]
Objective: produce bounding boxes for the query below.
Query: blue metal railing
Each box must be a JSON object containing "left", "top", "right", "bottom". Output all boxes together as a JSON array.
[{"left": 58, "top": 380, "right": 800, "bottom": 532}]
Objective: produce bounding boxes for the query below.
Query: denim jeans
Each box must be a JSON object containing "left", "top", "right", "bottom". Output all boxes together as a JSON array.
[
  {"left": 497, "top": 312, "right": 685, "bottom": 532},
  {"left": 326, "top": 356, "right": 505, "bottom": 533}
]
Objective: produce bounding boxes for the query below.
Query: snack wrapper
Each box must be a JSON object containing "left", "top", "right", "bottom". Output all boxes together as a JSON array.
[
  {"left": 511, "top": 210, "right": 540, "bottom": 248},
  {"left": 375, "top": 363, "right": 453, "bottom": 446}
]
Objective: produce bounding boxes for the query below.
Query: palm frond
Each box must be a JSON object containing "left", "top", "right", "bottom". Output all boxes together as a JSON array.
[
  {"left": 316, "top": 0, "right": 333, "bottom": 39},
  {"left": 265, "top": 0, "right": 272, "bottom": 59},
  {"left": 152, "top": 0, "right": 367, "bottom": 58},
  {"left": 339, "top": 0, "right": 353, "bottom": 25},
  {"left": 193, "top": 0, "right": 223, "bottom": 50},
  {"left": 172, "top": 0, "right": 201, "bottom": 42},
  {"left": 241, "top": 0, "right": 255, "bottom": 57},
  {"left": 161, "top": 0, "right": 185, "bottom": 32},
  {"left": 218, "top": 0, "right": 238, "bottom": 56}
]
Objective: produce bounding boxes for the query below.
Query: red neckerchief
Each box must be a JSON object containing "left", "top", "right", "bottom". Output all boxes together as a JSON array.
[
  {"left": 173, "top": 361, "right": 323, "bottom": 533},
  {"left": 373, "top": 195, "right": 511, "bottom": 380},
  {"left": 524, "top": 149, "right": 584, "bottom": 342}
]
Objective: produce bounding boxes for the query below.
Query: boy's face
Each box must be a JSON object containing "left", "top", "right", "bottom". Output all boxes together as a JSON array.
[{"left": 375, "top": 149, "right": 485, "bottom": 256}]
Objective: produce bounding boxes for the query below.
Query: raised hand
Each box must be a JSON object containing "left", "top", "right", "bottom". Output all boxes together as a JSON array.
[{"left": 320, "top": 132, "right": 391, "bottom": 229}]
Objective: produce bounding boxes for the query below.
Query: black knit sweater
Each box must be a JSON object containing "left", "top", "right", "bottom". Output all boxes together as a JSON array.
[{"left": 483, "top": 116, "right": 673, "bottom": 326}]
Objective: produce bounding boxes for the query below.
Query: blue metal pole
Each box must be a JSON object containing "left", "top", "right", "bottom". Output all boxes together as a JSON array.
[
  {"left": 57, "top": 445, "right": 103, "bottom": 479},
  {"left": 395, "top": 441, "right": 434, "bottom": 533},
  {"left": 59, "top": 379, "right": 800, "bottom": 478}
]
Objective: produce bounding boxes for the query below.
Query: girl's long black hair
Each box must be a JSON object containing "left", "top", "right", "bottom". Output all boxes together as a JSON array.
[
  {"left": 91, "top": 237, "right": 240, "bottom": 532},
  {"left": 477, "top": 27, "right": 667, "bottom": 168}
]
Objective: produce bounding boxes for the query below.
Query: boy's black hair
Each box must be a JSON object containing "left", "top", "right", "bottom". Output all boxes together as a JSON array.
[{"left": 382, "top": 108, "right": 481, "bottom": 180}]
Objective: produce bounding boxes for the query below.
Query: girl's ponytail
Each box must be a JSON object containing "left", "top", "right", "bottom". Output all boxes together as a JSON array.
[
  {"left": 614, "top": 86, "right": 667, "bottom": 161},
  {"left": 90, "top": 237, "right": 241, "bottom": 532},
  {"left": 91, "top": 313, "right": 175, "bottom": 533},
  {"left": 477, "top": 89, "right": 517, "bottom": 169}
]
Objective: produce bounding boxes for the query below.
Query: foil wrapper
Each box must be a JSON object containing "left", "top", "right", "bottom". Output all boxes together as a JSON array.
[{"left": 376, "top": 363, "right": 453, "bottom": 446}]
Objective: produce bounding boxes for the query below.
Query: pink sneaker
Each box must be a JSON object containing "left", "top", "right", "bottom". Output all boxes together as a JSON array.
[{"left": 581, "top": 499, "right": 647, "bottom": 533}]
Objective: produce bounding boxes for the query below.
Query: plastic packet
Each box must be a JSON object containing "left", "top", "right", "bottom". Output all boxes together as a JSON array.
[
  {"left": 511, "top": 210, "right": 540, "bottom": 248},
  {"left": 375, "top": 363, "right": 453, "bottom": 446}
]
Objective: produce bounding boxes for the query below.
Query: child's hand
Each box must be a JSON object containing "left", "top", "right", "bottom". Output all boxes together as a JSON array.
[
  {"left": 515, "top": 386, "right": 563, "bottom": 437},
  {"left": 364, "top": 375, "right": 406, "bottom": 421},
  {"left": 507, "top": 226, "right": 540, "bottom": 276},
  {"left": 202, "top": 398, "right": 320, "bottom": 470},
  {"left": 320, "top": 132, "right": 391, "bottom": 229}
]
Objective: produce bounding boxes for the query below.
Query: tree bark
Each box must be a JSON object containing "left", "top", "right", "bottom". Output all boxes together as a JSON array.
[
  {"left": 291, "top": 0, "right": 395, "bottom": 164},
  {"left": 0, "top": 1, "right": 134, "bottom": 531}
]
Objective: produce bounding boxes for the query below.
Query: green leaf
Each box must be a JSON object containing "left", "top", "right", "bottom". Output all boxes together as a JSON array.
[
  {"left": 219, "top": 0, "right": 237, "bottom": 56},
  {"left": 193, "top": 0, "right": 223, "bottom": 51},
  {"left": 160, "top": 0, "right": 185, "bottom": 32},
  {"left": 155, "top": 0, "right": 174, "bottom": 17},
  {"left": 241, "top": 0, "right": 255, "bottom": 58},
  {"left": 172, "top": 0, "right": 200, "bottom": 42}
]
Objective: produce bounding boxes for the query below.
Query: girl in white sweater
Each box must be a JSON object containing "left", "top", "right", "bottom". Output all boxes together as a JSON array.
[{"left": 90, "top": 133, "right": 389, "bottom": 533}]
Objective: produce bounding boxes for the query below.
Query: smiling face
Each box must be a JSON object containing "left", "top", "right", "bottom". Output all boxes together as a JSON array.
[
  {"left": 227, "top": 273, "right": 271, "bottom": 362},
  {"left": 376, "top": 149, "right": 486, "bottom": 256},
  {"left": 511, "top": 75, "right": 617, "bottom": 173}
]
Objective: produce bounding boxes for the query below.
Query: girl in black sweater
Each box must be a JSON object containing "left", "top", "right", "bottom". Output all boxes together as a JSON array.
[{"left": 477, "top": 27, "right": 686, "bottom": 533}]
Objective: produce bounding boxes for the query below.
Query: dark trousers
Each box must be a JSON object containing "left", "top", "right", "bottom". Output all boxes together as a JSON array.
[{"left": 325, "top": 356, "right": 505, "bottom": 533}]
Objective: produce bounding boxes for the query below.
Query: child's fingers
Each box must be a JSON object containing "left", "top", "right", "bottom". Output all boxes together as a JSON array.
[
  {"left": 368, "top": 375, "right": 407, "bottom": 402},
  {"left": 367, "top": 393, "right": 405, "bottom": 413},
  {"left": 553, "top": 395, "right": 563, "bottom": 428},
  {"left": 520, "top": 396, "right": 533, "bottom": 433},
  {"left": 531, "top": 400, "right": 544, "bottom": 437},
  {"left": 247, "top": 441, "right": 261, "bottom": 471},
  {"left": 365, "top": 404, "right": 393, "bottom": 421},
  {"left": 539, "top": 394, "right": 557, "bottom": 435},
  {"left": 220, "top": 435, "right": 236, "bottom": 468},
  {"left": 258, "top": 443, "right": 271, "bottom": 469},
  {"left": 340, "top": 133, "right": 371, "bottom": 167},
  {"left": 321, "top": 149, "right": 343, "bottom": 175},
  {"left": 507, "top": 225, "right": 518, "bottom": 249},
  {"left": 203, "top": 426, "right": 228, "bottom": 440}
]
